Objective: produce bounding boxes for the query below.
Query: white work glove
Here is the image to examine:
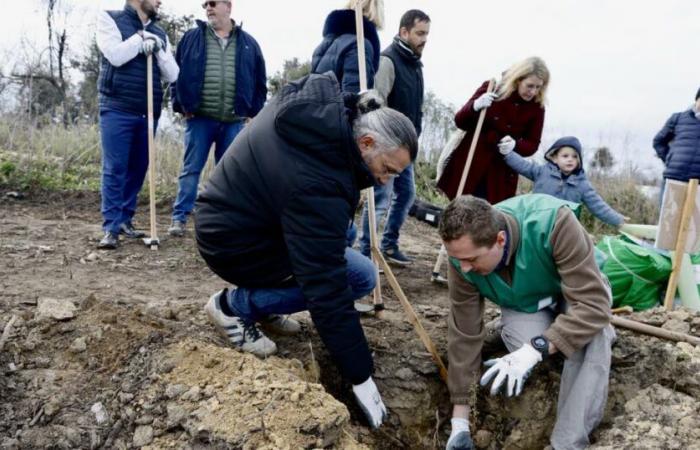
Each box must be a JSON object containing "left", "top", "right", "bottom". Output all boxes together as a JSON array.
[
  {"left": 352, "top": 376, "right": 387, "bottom": 429},
  {"left": 498, "top": 135, "right": 516, "bottom": 155},
  {"left": 140, "top": 31, "right": 164, "bottom": 55},
  {"left": 473, "top": 92, "right": 497, "bottom": 111},
  {"left": 446, "top": 418, "right": 475, "bottom": 450},
  {"left": 480, "top": 343, "right": 542, "bottom": 397}
]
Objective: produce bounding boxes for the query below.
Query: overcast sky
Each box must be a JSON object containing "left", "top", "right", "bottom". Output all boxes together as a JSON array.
[{"left": 1, "top": 0, "right": 699, "bottom": 175}]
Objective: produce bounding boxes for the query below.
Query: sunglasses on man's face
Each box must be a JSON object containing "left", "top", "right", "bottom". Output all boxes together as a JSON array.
[{"left": 201, "top": 1, "right": 227, "bottom": 9}]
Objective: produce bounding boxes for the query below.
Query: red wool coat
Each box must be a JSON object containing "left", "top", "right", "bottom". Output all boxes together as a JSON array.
[{"left": 437, "top": 80, "right": 545, "bottom": 203}]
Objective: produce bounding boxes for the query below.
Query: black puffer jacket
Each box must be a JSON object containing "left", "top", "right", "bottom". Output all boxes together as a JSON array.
[
  {"left": 195, "top": 73, "right": 375, "bottom": 384},
  {"left": 653, "top": 109, "right": 700, "bottom": 181}
]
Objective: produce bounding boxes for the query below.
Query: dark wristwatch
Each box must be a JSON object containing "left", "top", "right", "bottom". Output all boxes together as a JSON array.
[{"left": 530, "top": 335, "right": 549, "bottom": 359}]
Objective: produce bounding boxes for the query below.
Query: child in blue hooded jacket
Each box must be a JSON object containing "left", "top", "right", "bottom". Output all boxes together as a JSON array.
[{"left": 498, "top": 135, "right": 626, "bottom": 226}]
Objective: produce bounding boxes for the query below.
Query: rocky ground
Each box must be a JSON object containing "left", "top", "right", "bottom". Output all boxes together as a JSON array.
[{"left": 1, "top": 190, "right": 699, "bottom": 450}]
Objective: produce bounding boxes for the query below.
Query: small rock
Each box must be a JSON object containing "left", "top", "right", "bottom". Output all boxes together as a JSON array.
[
  {"left": 91, "top": 402, "right": 109, "bottom": 425},
  {"left": 118, "top": 392, "right": 135, "bottom": 404},
  {"left": 70, "top": 337, "right": 87, "bottom": 353},
  {"left": 43, "top": 399, "right": 62, "bottom": 417},
  {"left": 8, "top": 363, "right": 17, "bottom": 372},
  {"left": 662, "top": 319, "right": 690, "bottom": 334},
  {"left": 36, "top": 298, "right": 77, "bottom": 321},
  {"left": 474, "top": 429, "right": 492, "bottom": 448},
  {"left": 0, "top": 437, "right": 19, "bottom": 449},
  {"left": 203, "top": 358, "right": 220, "bottom": 369},
  {"left": 668, "top": 309, "right": 691, "bottom": 322},
  {"left": 166, "top": 403, "right": 187, "bottom": 429},
  {"left": 395, "top": 367, "right": 414, "bottom": 381},
  {"left": 132, "top": 425, "right": 154, "bottom": 447},
  {"left": 181, "top": 386, "right": 201, "bottom": 402},
  {"left": 165, "top": 384, "right": 188, "bottom": 399},
  {"left": 86, "top": 252, "right": 99, "bottom": 262},
  {"left": 289, "top": 392, "right": 300, "bottom": 402},
  {"left": 135, "top": 415, "right": 154, "bottom": 425}
]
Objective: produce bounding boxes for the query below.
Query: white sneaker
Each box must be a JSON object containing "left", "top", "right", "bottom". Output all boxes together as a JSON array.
[
  {"left": 204, "top": 289, "right": 277, "bottom": 358},
  {"left": 259, "top": 314, "right": 301, "bottom": 336}
]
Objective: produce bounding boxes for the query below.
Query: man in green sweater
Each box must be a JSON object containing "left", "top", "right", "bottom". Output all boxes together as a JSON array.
[
  {"left": 169, "top": 0, "right": 267, "bottom": 236},
  {"left": 439, "top": 194, "right": 615, "bottom": 450}
]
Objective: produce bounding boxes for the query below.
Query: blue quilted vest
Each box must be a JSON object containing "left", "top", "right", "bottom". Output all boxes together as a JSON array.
[{"left": 98, "top": 5, "right": 166, "bottom": 117}]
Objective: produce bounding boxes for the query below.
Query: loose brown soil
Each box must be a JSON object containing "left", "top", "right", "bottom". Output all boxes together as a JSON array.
[{"left": 1, "top": 190, "right": 699, "bottom": 449}]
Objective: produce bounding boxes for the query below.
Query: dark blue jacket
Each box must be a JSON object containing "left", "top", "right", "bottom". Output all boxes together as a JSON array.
[
  {"left": 311, "top": 10, "right": 380, "bottom": 94},
  {"left": 98, "top": 5, "right": 166, "bottom": 117},
  {"left": 195, "top": 73, "right": 375, "bottom": 384},
  {"left": 653, "top": 109, "right": 700, "bottom": 181},
  {"left": 172, "top": 20, "right": 267, "bottom": 118},
  {"left": 503, "top": 136, "right": 625, "bottom": 226}
]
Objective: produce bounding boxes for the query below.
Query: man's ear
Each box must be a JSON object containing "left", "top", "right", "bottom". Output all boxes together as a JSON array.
[
  {"left": 399, "top": 26, "right": 410, "bottom": 40},
  {"left": 357, "top": 135, "right": 375, "bottom": 155},
  {"left": 496, "top": 230, "right": 507, "bottom": 247}
]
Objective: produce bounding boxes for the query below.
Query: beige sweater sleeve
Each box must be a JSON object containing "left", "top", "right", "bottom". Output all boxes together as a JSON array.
[
  {"left": 543, "top": 207, "right": 611, "bottom": 357},
  {"left": 446, "top": 260, "right": 486, "bottom": 404}
]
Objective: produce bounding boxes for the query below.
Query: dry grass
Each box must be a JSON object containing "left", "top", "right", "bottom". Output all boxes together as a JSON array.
[{"left": 0, "top": 114, "right": 220, "bottom": 201}]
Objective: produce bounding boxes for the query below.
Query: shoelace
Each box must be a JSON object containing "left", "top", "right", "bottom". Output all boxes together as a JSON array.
[{"left": 242, "top": 321, "right": 262, "bottom": 342}]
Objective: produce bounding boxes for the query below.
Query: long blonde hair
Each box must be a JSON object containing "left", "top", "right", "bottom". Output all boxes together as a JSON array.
[
  {"left": 496, "top": 56, "right": 550, "bottom": 105},
  {"left": 345, "top": 0, "right": 384, "bottom": 29}
]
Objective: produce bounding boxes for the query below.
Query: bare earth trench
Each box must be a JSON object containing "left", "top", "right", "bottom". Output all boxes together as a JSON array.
[{"left": 1, "top": 190, "right": 699, "bottom": 450}]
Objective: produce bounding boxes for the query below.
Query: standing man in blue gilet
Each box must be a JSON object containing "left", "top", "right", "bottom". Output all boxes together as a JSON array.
[
  {"left": 167, "top": 0, "right": 267, "bottom": 237},
  {"left": 359, "top": 9, "right": 430, "bottom": 265},
  {"left": 96, "top": 0, "right": 179, "bottom": 249}
]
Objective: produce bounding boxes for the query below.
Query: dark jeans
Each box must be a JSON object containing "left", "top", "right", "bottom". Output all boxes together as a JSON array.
[
  {"left": 226, "top": 247, "right": 376, "bottom": 322},
  {"left": 99, "top": 109, "right": 157, "bottom": 233},
  {"left": 171, "top": 117, "right": 245, "bottom": 223}
]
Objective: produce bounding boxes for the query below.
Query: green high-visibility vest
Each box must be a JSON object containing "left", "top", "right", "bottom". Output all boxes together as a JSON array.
[{"left": 450, "top": 194, "right": 581, "bottom": 313}]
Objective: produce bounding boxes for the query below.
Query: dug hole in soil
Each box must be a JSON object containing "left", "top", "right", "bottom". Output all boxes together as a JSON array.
[{"left": 1, "top": 190, "right": 700, "bottom": 449}]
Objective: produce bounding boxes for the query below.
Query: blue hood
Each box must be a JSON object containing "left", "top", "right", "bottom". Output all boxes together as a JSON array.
[
  {"left": 321, "top": 9, "right": 381, "bottom": 74},
  {"left": 545, "top": 136, "right": 583, "bottom": 174}
]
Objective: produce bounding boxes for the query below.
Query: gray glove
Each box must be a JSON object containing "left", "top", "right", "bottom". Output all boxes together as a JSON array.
[
  {"left": 140, "top": 31, "right": 164, "bottom": 55},
  {"left": 446, "top": 418, "right": 475, "bottom": 450},
  {"left": 473, "top": 92, "right": 497, "bottom": 111},
  {"left": 498, "top": 135, "right": 516, "bottom": 155},
  {"left": 352, "top": 376, "right": 387, "bottom": 429}
]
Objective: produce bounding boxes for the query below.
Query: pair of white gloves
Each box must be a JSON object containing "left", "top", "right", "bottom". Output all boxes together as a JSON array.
[
  {"left": 446, "top": 343, "right": 543, "bottom": 449},
  {"left": 139, "top": 30, "right": 165, "bottom": 56},
  {"left": 473, "top": 92, "right": 517, "bottom": 156}
]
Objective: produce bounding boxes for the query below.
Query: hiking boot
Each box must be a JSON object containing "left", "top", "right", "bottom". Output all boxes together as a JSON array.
[
  {"left": 204, "top": 289, "right": 277, "bottom": 358},
  {"left": 97, "top": 232, "right": 119, "bottom": 249},
  {"left": 259, "top": 314, "right": 301, "bottom": 336},
  {"left": 119, "top": 221, "right": 146, "bottom": 238},
  {"left": 168, "top": 220, "right": 186, "bottom": 237},
  {"left": 383, "top": 247, "right": 413, "bottom": 266}
]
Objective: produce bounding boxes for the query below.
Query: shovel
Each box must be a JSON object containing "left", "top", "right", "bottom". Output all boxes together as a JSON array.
[{"left": 142, "top": 53, "right": 159, "bottom": 250}]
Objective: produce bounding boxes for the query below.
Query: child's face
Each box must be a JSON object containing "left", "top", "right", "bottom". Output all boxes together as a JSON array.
[{"left": 552, "top": 147, "right": 580, "bottom": 175}]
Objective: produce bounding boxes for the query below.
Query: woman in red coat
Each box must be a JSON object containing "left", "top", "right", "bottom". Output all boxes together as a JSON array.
[{"left": 438, "top": 56, "right": 549, "bottom": 203}]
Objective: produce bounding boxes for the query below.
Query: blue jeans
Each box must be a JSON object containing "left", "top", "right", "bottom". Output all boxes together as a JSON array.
[
  {"left": 171, "top": 117, "right": 245, "bottom": 223},
  {"left": 99, "top": 109, "right": 157, "bottom": 234},
  {"left": 359, "top": 163, "right": 415, "bottom": 255},
  {"left": 225, "top": 247, "right": 376, "bottom": 322}
]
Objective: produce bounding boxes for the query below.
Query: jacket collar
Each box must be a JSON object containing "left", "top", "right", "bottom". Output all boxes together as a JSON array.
[
  {"left": 502, "top": 213, "right": 520, "bottom": 268},
  {"left": 391, "top": 36, "right": 423, "bottom": 65},
  {"left": 196, "top": 19, "right": 239, "bottom": 36}
]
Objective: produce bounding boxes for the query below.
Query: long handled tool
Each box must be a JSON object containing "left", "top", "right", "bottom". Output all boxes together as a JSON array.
[
  {"left": 354, "top": 4, "right": 383, "bottom": 318},
  {"left": 352, "top": 2, "right": 446, "bottom": 379},
  {"left": 611, "top": 315, "right": 700, "bottom": 346},
  {"left": 143, "top": 53, "right": 159, "bottom": 250},
  {"left": 431, "top": 79, "right": 496, "bottom": 283}
]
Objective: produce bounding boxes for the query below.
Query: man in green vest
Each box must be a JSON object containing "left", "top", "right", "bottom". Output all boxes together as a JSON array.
[
  {"left": 439, "top": 194, "right": 615, "bottom": 450},
  {"left": 169, "top": 0, "right": 267, "bottom": 237}
]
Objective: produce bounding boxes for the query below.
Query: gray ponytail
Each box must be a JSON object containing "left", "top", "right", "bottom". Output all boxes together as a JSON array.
[{"left": 351, "top": 90, "right": 418, "bottom": 160}]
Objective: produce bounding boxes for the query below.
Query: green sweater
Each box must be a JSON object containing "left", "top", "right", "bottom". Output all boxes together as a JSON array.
[
  {"left": 450, "top": 194, "right": 581, "bottom": 313},
  {"left": 196, "top": 25, "right": 238, "bottom": 122}
]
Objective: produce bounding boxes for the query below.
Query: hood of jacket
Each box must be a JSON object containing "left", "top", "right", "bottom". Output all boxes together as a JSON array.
[
  {"left": 273, "top": 73, "right": 374, "bottom": 189},
  {"left": 544, "top": 135, "right": 584, "bottom": 174},
  {"left": 321, "top": 9, "right": 381, "bottom": 74}
]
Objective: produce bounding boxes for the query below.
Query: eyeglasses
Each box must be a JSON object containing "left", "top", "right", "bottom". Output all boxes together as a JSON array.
[{"left": 201, "top": 1, "right": 228, "bottom": 9}]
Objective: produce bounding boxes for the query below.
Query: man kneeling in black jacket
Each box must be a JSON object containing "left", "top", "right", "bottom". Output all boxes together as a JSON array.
[{"left": 195, "top": 73, "right": 417, "bottom": 429}]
